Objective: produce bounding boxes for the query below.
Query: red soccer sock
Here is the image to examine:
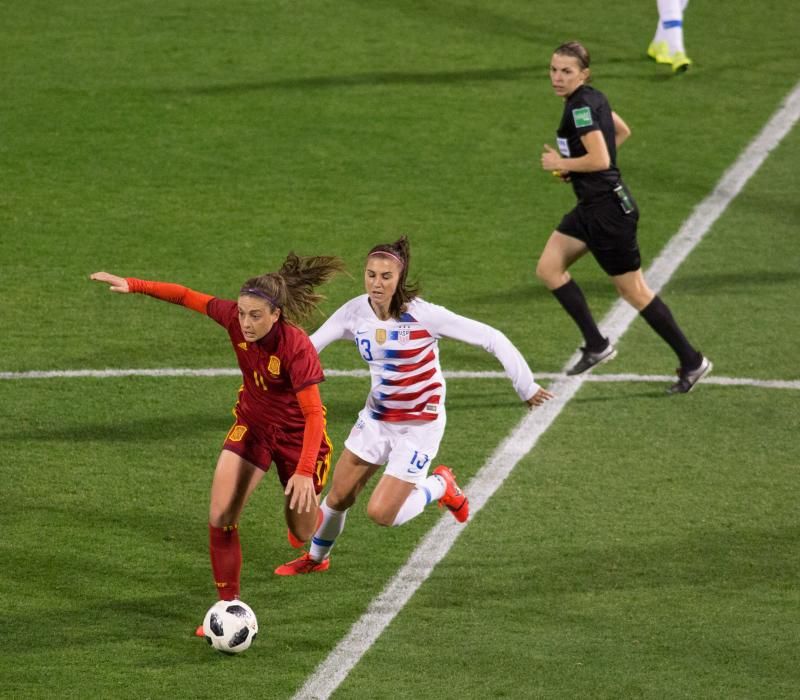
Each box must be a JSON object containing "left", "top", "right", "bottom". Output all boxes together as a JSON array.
[{"left": 208, "top": 523, "right": 242, "bottom": 600}]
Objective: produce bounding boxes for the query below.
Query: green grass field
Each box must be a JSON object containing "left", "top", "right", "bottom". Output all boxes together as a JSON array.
[{"left": 1, "top": 1, "right": 799, "bottom": 698}]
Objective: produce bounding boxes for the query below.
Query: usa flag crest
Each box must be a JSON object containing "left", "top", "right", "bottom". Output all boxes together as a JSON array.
[{"left": 397, "top": 326, "right": 411, "bottom": 345}]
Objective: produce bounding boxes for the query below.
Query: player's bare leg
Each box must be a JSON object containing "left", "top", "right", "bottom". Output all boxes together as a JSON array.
[{"left": 366, "top": 474, "right": 416, "bottom": 527}]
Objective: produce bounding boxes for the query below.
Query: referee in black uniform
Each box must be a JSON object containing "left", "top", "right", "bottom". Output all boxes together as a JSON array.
[{"left": 535, "top": 40, "right": 711, "bottom": 394}]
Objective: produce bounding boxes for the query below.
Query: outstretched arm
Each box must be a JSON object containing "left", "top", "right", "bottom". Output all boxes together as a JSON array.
[
  {"left": 90, "top": 271, "right": 213, "bottom": 314},
  {"left": 419, "top": 302, "right": 554, "bottom": 407}
]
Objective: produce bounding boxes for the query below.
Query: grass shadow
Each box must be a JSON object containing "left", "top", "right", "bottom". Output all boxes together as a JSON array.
[{"left": 158, "top": 65, "right": 540, "bottom": 97}]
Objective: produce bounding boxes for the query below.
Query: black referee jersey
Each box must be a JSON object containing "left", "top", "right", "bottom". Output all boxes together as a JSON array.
[{"left": 556, "top": 85, "right": 623, "bottom": 204}]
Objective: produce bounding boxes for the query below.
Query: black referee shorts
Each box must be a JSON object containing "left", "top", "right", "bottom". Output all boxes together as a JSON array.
[{"left": 556, "top": 196, "right": 641, "bottom": 276}]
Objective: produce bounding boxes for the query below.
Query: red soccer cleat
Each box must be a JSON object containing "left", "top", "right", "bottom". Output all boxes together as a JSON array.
[
  {"left": 195, "top": 625, "right": 205, "bottom": 638},
  {"left": 274, "top": 552, "right": 330, "bottom": 576},
  {"left": 287, "top": 509, "right": 324, "bottom": 549},
  {"left": 433, "top": 465, "right": 469, "bottom": 523}
]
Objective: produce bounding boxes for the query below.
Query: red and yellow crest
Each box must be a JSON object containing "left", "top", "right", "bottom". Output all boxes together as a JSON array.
[
  {"left": 268, "top": 355, "right": 281, "bottom": 377},
  {"left": 227, "top": 424, "right": 248, "bottom": 442}
]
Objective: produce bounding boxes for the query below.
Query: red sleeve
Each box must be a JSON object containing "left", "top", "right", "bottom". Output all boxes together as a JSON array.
[
  {"left": 125, "top": 278, "right": 213, "bottom": 315},
  {"left": 295, "top": 384, "right": 324, "bottom": 477}
]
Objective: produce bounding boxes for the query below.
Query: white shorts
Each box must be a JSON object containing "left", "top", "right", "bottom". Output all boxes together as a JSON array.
[{"left": 344, "top": 408, "right": 447, "bottom": 485}]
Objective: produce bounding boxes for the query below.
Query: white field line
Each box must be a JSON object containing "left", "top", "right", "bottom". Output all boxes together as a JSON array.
[
  {"left": 1, "top": 367, "right": 798, "bottom": 391},
  {"left": 293, "top": 80, "right": 800, "bottom": 700}
]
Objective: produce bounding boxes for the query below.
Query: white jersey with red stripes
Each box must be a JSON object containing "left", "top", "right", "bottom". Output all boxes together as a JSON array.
[{"left": 311, "top": 295, "right": 541, "bottom": 422}]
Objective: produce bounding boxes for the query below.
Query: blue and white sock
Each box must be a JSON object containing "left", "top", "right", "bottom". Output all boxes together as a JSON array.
[
  {"left": 309, "top": 499, "right": 347, "bottom": 561},
  {"left": 655, "top": 0, "right": 688, "bottom": 54},
  {"left": 391, "top": 474, "right": 446, "bottom": 527}
]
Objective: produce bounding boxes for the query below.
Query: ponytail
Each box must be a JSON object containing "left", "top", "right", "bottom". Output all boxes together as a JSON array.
[{"left": 241, "top": 253, "right": 346, "bottom": 325}]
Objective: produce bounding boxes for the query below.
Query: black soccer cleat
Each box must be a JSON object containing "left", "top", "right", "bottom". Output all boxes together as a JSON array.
[
  {"left": 566, "top": 342, "right": 617, "bottom": 376},
  {"left": 667, "top": 355, "right": 712, "bottom": 394}
]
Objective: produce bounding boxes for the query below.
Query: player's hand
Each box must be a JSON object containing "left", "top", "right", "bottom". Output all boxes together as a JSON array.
[
  {"left": 541, "top": 144, "right": 563, "bottom": 172},
  {"left": 552, "top": 169, "right": 571, "bottom": 182},
  {"left": 285, "top": 473, "right": 318, "bottom": 513},
  {"left": 90, "top": 271, "right": 130, "bottom": 293},
  {"left": 526, "top": 387, "right": 554, "bottom": 407}
]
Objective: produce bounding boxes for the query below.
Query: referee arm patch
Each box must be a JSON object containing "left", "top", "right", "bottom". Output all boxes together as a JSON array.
[{"left": 572, "top": 106, "right": 593, "bottom": 128}]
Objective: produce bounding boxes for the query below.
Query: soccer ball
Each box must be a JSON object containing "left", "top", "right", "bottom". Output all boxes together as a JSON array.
[{"left": 202, "top": 600, "right": 259, "bottom": 654}]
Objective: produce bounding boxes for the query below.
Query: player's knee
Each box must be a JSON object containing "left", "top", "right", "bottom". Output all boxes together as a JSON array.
[
  {"left": 617, "top": 284, "right": 653, "bottom": 310},
  {"left": 536, "top": 258, "right": 568, "bottom": 288},
  {"left": 366, "top": 502, "right": 394, "bottom": 527},
  {"left": 208, "top": 495, "right": 243, "bottom": 527},
  {"left": 326, "top": 487, "right": 356, "bottom": 512},
  {"left": 208, "top": 510, "right": 237, "bottom": 529},
  {"left": 534, "top": 257, "right": 552, "bottom": 283},
  {"left": 616, "top": 285, "right": 636, "bottom": 306}
]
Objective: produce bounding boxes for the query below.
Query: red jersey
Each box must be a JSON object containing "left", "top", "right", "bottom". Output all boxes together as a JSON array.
[{"left": 206, "top": 299, "right": 324, "bottom": 433}]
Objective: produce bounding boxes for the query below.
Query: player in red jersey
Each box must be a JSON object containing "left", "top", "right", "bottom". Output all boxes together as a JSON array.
[{"left": 90, "top": 253, "right": 344, "bottom": 629}]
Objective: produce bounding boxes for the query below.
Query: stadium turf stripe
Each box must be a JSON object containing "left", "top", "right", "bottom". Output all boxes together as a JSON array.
[{"left": 292, "top": 79, "right": 800, "bottom": 700}]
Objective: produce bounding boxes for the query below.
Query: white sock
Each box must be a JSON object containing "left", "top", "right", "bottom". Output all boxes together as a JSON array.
[
  {"left": 309, "top": 499, "right": 347, "bottom": 561},
  {"left": 656, "top": 0, "right": 687, "bottom": 54},
  {"left": 653, "top": 19, "right": 665, "bottom": 45},
  {"left": 391, "top": 474, "right": 446, "bottom": 527}
]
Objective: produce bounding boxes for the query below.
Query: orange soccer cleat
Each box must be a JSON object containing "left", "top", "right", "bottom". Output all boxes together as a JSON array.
[
  {"left": 432, "top": 465, "right": 469, "bottom": 523},
  {"left": 195, "top": 625, "right": 205, "bottom": 638},
  {"left": 274, "top": 552, "right": 330, "bottom": 576}
]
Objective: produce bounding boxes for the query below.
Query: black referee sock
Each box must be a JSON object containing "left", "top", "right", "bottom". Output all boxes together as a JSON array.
[
  {"left": 551, "top": 279, "right": 607, "bottom": 352},
  {"left": 640, "top": 296, "right": 702, "bottom": 369}
]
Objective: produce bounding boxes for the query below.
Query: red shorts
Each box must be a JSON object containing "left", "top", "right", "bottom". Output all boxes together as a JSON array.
[{"left": 222, "top": 410, "right": 332, "bottom": 493}]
